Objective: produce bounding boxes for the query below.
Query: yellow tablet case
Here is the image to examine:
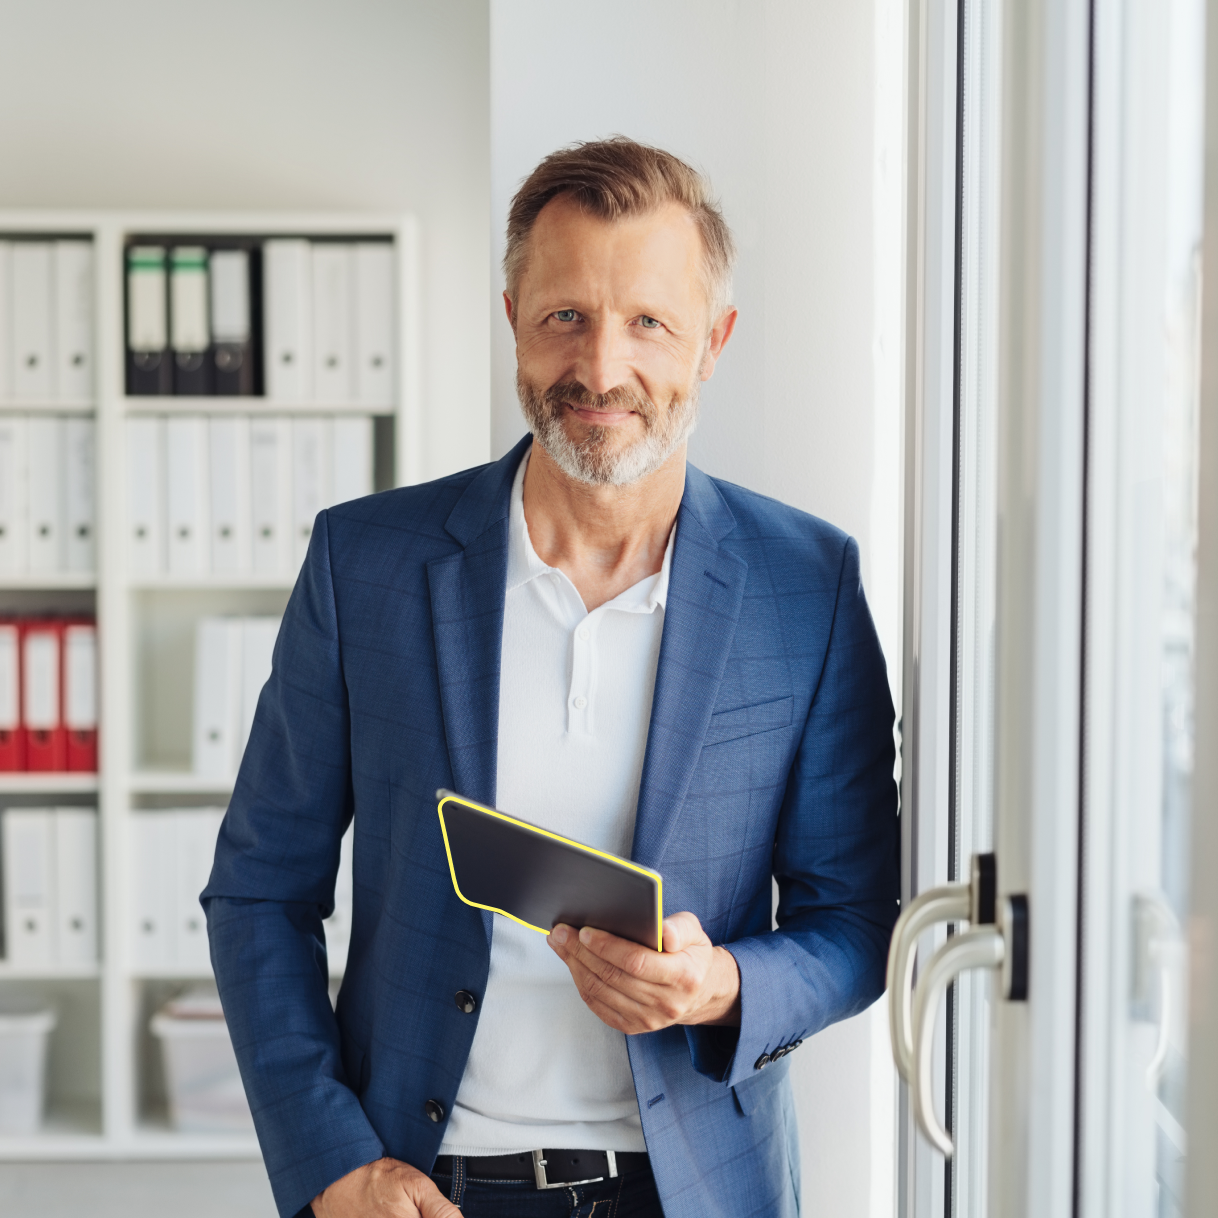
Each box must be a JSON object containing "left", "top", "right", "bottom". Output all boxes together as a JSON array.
[{"left": 436, "top": 789, "right": 664, "bottom": 952}]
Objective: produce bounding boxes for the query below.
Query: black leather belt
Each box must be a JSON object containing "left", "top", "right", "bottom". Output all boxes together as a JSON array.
[{"left": 433, "top": 1149, "right": 650, "bottom": 1190}]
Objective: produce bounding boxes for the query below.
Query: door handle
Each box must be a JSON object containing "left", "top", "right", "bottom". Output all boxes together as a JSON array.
[
  {"left": 1131, "top": 891, "right": 1180, "bottom": 1090},
  {"left": 887, "top": 853, "right": 996, "bottom": 1082},
  {"left": 911, "top": 926, "right": 1005, "bottom": 1156},
  {"left": 909, "top": 894, "right": 1028, "bottom": 1157},
  {"left": 887, "top": 883, "right": 969, "bottom": 1082}
]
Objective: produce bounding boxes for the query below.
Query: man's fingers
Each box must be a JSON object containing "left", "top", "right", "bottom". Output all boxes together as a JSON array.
[
  {"left": 554, "top": 930, "right": 673, "bottom": 999},
  {"left": 564, "top": 951, "right": 653, "bottom": 1013},
  {"left": 567, "top": 926, "right": 675, "bottom": 983},
  {"left": 562, "top": 955, "right": 657, "bottom": 1033}
]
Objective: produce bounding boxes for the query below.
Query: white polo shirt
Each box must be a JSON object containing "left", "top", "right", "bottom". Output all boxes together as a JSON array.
[{"left": 439, "top": 447, "right": 674, "bottom": 1155}]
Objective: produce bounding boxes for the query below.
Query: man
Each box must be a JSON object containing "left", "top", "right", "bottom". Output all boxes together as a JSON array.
[{"left": 204, "top": 137, "right": 899, "bottom": 1218}]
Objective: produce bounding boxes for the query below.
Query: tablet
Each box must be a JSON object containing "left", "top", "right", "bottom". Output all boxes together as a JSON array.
[{"left": 436, "top": 789, "right": 664, "bottom": 951}]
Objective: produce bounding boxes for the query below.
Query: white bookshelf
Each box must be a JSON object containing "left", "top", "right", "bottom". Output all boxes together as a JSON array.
[{"left": 0, "top": 210, "right": 419, "bottom": 1160}]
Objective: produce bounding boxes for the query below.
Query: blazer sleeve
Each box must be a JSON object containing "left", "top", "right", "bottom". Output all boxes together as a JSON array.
[
  {"left": 201, "top": 510, "right": 384, "bottom": 1218},
  {"left": 690, "top": 536, "right": 901, "bottom": 1089}
]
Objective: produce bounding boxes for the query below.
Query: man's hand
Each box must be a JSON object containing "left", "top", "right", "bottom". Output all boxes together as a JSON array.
[
  {"left": 312, "top": 1158, "right": 461, "bottom": 1218},
  {"left": 547, "top": 911, "right": 741, "bottom": 1034}
]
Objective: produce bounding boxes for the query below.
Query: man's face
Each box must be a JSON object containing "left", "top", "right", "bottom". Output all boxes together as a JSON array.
[{"left": 507, "top": 195, "right": 732, "bottom": 486}]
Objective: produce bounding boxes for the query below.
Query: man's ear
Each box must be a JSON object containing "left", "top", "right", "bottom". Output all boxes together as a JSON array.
[
  {"left": 700, "top": 307, "right": 739, "bottom": 381},
  {"left": 503, "top": 290, "right": 517, "bottom": 334}
]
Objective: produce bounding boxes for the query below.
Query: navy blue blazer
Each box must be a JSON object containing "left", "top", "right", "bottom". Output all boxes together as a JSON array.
[{"left": 203, "top": 435, "right": 900, "bottom": 1218}]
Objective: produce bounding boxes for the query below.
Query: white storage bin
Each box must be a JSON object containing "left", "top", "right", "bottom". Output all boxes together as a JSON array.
[
  {"left": 0, "top": 1001, "right": 57, "bottom": 1134},
  {"left": 151, "top": 988, "right": 253, "bottom": 1133}
]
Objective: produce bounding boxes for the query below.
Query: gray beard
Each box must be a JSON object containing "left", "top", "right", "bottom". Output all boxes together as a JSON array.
[{"left": 515, "top": 371, "right": 700, "bottom": 487}]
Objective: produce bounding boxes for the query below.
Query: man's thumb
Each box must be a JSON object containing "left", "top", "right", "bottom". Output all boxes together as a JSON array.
[
  {"left": 662, "top": 910, "right": 705, "bottom": 952},
  {"left": 418, "top": 1193, "right": 462, "bottom": 1218}
]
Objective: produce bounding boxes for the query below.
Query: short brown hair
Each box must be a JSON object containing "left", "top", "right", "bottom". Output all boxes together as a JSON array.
[{"left": 504, "top": 136, "right": 737, "bottom": 318}]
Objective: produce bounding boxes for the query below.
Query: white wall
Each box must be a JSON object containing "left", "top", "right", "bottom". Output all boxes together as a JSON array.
[
  {"left": 490, "top": 3, "right": 904, "bottom": 1215},
  {"left": 0, "top": 0, "right": 491, "bottom": 480}
]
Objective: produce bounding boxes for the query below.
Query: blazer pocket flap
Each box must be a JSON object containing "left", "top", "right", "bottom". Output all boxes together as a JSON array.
[{"left": 704, "top": 696, "right": 794, "bottom": 748}]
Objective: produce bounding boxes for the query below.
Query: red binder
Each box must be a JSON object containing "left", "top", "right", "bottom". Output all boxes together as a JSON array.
[
  {"left": 63, "top": 620, "right": 98, "bottom": 772},
  {"left": 0, "top": 621, "right": 23, "bottom": 770},
  {"left": 23, "top": 619, "right": 67, "bottom": 771}
]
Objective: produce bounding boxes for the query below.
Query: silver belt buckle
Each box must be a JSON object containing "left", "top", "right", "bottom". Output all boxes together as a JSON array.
[{"left": 531, "top": 1148, "right": 617, "bottom": 1190}]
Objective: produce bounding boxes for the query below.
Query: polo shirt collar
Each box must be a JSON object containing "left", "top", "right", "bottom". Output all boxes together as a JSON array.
[{"left": 505, "top": 446, "right": 675, "bottom": 612}]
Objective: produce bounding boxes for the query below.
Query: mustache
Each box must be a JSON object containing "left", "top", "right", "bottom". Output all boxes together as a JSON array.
[{"left": 537, "top": 380, "right": 657, "bottom": 424}]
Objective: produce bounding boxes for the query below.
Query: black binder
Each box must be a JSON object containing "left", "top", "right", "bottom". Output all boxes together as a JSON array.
[{"left": 436, "top": 790, "right": 664, "bottom": 951}]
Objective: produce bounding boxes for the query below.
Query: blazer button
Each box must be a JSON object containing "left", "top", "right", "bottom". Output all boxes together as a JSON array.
[
  {"left": 754, "top": 1053, "right": 771, "bottom": 1070},
  {"left": 425, "top": 1099, "right": 446, "bottom": 1123},
  {"left": 454, "top": 990, "right": 477, "bottom": 1014}
]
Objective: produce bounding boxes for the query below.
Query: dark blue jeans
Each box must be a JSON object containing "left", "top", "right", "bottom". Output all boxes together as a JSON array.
[{"left": 430, "top": 1161, "right": 664, "bottom": 1216}]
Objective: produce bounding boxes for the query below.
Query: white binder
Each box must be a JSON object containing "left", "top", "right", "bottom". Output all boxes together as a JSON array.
[
  {"left": 2, "top": 808, "right": 56, "bottom": 967},
  {"left": 173, "top": 807, "right": 225, "bottom": 974},
  {"left": 126, "top": 416, "right": 164, "bottom": 577},
  {"left": 210, "top": 250, "right": 250, "bottom": 344},
  {"left": 265, "top": 239, "right": 313, "bottom": 402},
  {"left": 127, "top": 246, "right": 168, "bottom": 353},
  {"left": 355, "top": 243, "right": 395, "bottom": 407},
  {"left": 0, "top": 415, "right": 29, "bottom": 575},
  {"left": 165, "top": 415, "right": 209, "bottom": 576},
  {"left": 169, "top": 246, "right": 210, "bottom": 355},
  {"left": 239, "top": 616, "right": 280, "bottom": 759},
  {"left": 332, "top": 415, "right": 374, "bottom": 505},
  {"left": 27, "top": 414, "right": 64, "bottom": 573},
  {"left": 291, "top": 416, "right": 331, "bottom": 568},
  {"left": 130, "top": 812, "right": 176, "bottom": 970},
  {"left": 54, "top": 807, "right": 98, "bottom": 965},
  {"left": 0, "top": 242, "right": 12, "bottom": 401},
  {"left": 312, "top": 244, "right": 354, "bottom": 403},
  {"left": 193, "top": 617, "right": 242, "bottom": 778},
  {"left": 54, "top": 242, "right": 93, "bottom": 403},
  {"left": 208, "top": 415, "right": 251, "bottom": 574},
  {"left": 64, "top": 416, "right": 95, "bottom": 572},
  {"left": 249, "top": 416, "right": 291, "bottom": 575},
  {"left": 12, "top": 243, "right": 54, "bottom": 401},
  {"left": 325, "top": 823, "right": 354, "bottom": 975}
]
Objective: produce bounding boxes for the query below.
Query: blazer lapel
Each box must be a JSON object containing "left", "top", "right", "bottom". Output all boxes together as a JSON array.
[
  {"left": 427, "top": 438, "right": 530, "bottom": 949},
  {"left": 426, "top": 436, "right": 531, "bottom": 807},
  {"left": 631, "top": 465, "right": 747, "bottom": 870}
]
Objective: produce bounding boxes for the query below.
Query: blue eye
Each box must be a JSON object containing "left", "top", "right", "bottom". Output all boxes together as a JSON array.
[
  {"left": 638, "top": 316, "right": 661, "bottom": 329},
  {"left": 554, "top": 309, "right": 578, "bottom": 322}
]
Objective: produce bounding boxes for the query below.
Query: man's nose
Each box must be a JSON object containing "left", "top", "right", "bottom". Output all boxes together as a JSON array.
[{"left": 572, "top": 320, "right": 630, "bottom": 397}]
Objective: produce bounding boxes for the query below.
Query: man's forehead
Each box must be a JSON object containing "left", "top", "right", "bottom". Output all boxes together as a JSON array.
[{"left": 522, "top": 196, "right": 705, "bottom": 299}]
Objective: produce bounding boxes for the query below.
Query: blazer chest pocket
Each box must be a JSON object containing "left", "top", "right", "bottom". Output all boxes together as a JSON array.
[{"left": 703, "top": 695, "right": 794, "bottom": 748}]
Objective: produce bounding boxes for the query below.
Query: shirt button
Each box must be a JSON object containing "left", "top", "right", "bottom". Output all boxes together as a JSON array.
[
  {"left": 454, "top": 990, "right": 477, "bottom": 1014},
  {"left": 425, "top": 1098, "right": 446, "bottom": 1123},
  {"left": 578, "top": 627, "right": 590, "bottom": 641},
  {"left": 573, "top": 696, "right": 587, "bottom": 710}
]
